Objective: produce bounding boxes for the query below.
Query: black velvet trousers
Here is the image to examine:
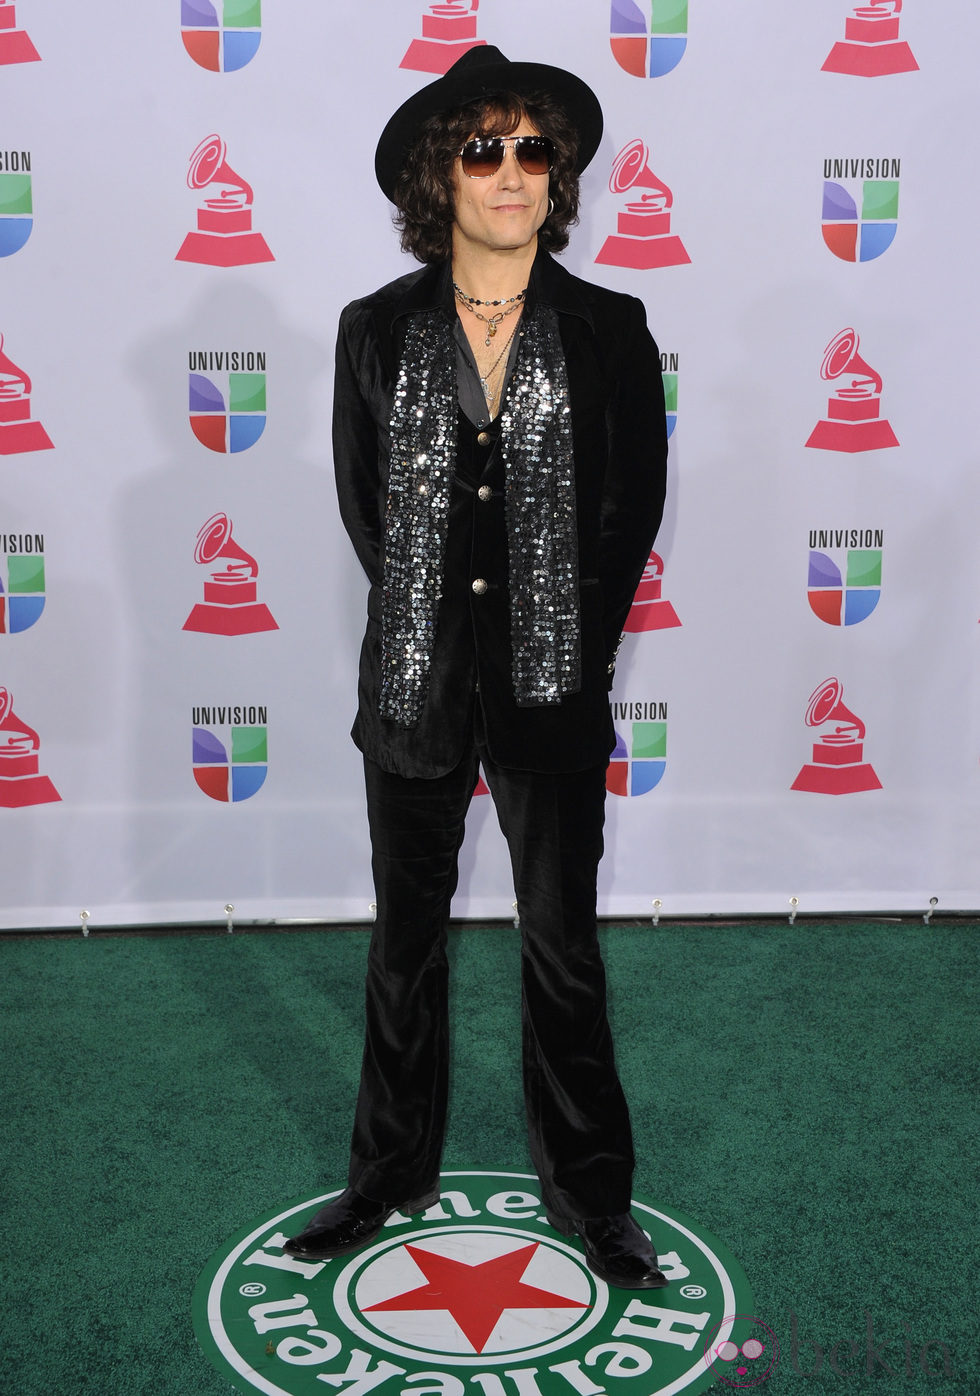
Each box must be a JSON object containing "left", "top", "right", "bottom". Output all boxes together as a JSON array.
[{"left": 348, "top": 745, "right": 636, "bottom": 1220}]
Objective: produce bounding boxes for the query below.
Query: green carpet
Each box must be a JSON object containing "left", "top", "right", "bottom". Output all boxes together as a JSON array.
[{"left": 2, "top": 920, "right": 976, "bottom": 1393}]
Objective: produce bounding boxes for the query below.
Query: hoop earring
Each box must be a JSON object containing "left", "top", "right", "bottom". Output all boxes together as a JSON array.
[{"left": 547, "top": 197, "right": 555, "bottom": 216}]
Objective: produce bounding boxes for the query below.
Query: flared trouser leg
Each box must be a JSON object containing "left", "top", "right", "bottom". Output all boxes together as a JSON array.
[
  {"left": 482, "top": 754, "right": 635, "bottom": 1220},
  {"left": 348, "top": 751, "right": 478, "bottom": 1202}
]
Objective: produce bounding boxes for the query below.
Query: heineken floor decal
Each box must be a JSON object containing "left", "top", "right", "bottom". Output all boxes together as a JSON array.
[{"left": 193, "top": 1171, "right": 761, "bottom": 1395}]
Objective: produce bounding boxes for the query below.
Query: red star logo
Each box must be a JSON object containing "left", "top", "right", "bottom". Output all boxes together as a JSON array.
[{"left": 363, "top": 1242, "right": 588, "bottom": 1352}]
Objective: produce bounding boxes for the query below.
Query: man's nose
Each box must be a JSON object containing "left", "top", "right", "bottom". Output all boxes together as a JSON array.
[{"left": 497, "top": 142, "right": 525, "bottom": 183}]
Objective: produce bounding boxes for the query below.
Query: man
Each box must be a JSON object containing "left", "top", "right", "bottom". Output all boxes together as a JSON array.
[{"left": 286, "top": 46, "right": 669, "bottom": 1289}]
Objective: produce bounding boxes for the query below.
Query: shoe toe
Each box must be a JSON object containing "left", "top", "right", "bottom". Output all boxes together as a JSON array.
[
  {"left": 281, "top": 1185, "right": 441, "bottom": 1260},
  {"left": 574, "top": 1213, "right": 670, "bottom": 1290},
  {"left": 283, "top": 1189, "right": 389, "bottom": 1259}
]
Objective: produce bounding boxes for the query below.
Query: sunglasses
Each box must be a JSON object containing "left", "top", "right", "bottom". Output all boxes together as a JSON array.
[{"left": 458, "top": 135, "right": 555, "bottom": 178}]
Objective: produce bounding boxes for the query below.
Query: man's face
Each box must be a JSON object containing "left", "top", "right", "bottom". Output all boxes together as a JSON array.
[{"left": 450, "top": 117, "right": 551, "bottom": 259}]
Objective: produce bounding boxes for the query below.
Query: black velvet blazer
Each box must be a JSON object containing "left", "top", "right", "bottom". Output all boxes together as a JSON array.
[{"left": 333, "top": 248, "right": 668, "bottom": 778}]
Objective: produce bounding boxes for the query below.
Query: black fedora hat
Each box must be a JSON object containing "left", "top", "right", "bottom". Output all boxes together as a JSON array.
[{"left": 374, "top": 45, "right": 603, "bottom": 202}]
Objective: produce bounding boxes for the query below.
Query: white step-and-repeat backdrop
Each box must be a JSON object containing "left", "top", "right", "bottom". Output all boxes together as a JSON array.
[{"left": 2, "top": 1, "right": 978, "bottom": 929}]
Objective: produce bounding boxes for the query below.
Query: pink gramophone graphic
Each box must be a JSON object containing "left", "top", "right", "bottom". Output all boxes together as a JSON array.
[
  {"left": 0, "top": 332, "right": 53, "bottom": 454},
  {"left": 625, "top": 550, "right": 681, "bottom": 632},
  {"left": 400, "top": 0, "right": 485, "bottom": 74},
  {"left": 822, "top": 0, "right": 918, "bottom": 77},
  {"left": 182, "top": 512, "right": 278, "bottom": 635},
  {"left": 791, "top": 676, "right": 881, "bottom": 794},
  {"left": 175, "top": 135, "right": 274, "bottom": 268},
  {"left": 805, "top": 328, "right": 899, "bottom": 453},
  {"left": 0, "top": 0, "right": 40, "bottom": 64},
  {"left": 596, "top": 140, "right": 690, "bottom": 270},
  {"left": 0, "top": 686, "right": 60, "bottom": 806}
]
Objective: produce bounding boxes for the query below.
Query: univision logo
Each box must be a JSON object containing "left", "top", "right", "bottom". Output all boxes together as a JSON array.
[
  {"left": 662, "top": 351, "right": 678, "bottom": 438},
  {"left": 607, "top": 702, "right": 667, "bottom": 796},
  {"left": 0, "top": 150, "right": 32, "bottom": 257},
  {"left": 181, "top": 0, "right": 261, "bottom": 72},
  {"left": 807, "top": 529, "right": 883, "bottom": 627},
  {"left": 188, "top": 350, "right": 266, "bottom": 453},
  {"left": 611, "top": 0, "right": 688, "bottom": 78},
  {"left": 0, "top": 532, "right": 45, "bottom": 633},
  {"left": 192, "top": 706, "right": 267, "bottom": 802},
  {"left": 822, "top": 157, "right": 900, "bottom": 262}
]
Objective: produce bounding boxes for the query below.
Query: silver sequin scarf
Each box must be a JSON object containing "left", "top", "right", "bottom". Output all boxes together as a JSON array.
[{"left": 380, "top": 304, "right": 581, "bottom": 727}]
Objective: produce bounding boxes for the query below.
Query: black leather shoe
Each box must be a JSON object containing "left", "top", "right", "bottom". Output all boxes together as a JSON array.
[
  {"left": 283, "top": 1186, "right": 441, "bottom": 1260},
  {"left": 548, "top": 1211, "right": 669, "bottom": 1289}
]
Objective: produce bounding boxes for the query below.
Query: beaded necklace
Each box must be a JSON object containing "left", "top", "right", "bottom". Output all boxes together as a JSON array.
[{"left": 453, "top": 279, "right": 527, "bottom": 347}]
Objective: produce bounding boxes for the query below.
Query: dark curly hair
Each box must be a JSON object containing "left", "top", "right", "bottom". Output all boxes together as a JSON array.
[{"left": 393, "top": 91, "right": 581, "bottom": 265}]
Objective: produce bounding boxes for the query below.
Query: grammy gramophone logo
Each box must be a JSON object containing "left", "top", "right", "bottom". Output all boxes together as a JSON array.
[
  {"left": 400, "top": 1, "right": 485, "bottom": 74},
  {"left": 822, "top": 0, "right": 918, "bottom": 76},
  {"left": 0, "top": 331, "right": 53, "bottom": 455},
  {"left": 791, "top": 677, "right": 881, "bottom": 795},
  {"left": 183, "top": 512, "right": 278, "bottom": 636},
  {"left": 0, "top": 685, "right": 60, "bottom": 807},
  {"left": 805, "top": 328, "right": 898, "bottom": 453},
  {"left": 625, "top": 550, "right": 681, "bottom": 632},
  {"left": 175, "top": 134, "right": 274, "bottom": 268},
  {"left": 0, "top": 0, "right": 40, "bottom": 64},
  {"left": 596, "top": 140, "right": 690, "bottom": 270}
]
